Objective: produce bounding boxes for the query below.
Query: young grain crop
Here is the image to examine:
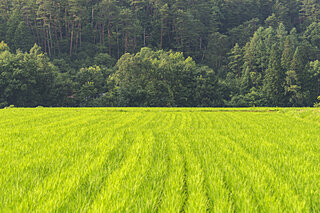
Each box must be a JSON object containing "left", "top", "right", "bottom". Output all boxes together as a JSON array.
[{"left": 0, "top": 108, "right": 320, "bottom": 212}]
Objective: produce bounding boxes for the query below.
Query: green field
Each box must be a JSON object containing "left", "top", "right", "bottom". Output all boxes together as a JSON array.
[{"left": 1, "top": 108, "right": 320, "bottom": 212}]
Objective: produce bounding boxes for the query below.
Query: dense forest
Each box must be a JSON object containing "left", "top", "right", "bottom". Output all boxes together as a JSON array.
[{"left": 0, "top": 0, "right": 319, "bottom": 107}]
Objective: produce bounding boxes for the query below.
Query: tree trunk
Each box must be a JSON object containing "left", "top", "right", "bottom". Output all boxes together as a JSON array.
[
  {"left": 34, "top": 19, "right": 40, "bottom": 45},
  {"left": 65, "top": 8, "right": 68, "bottom": 34},
  {"left": 99, "top": 23, "right": 102, "bottom": 44},
  {"left": 58, "top": 2, "right": 63, "bottom": 40},
  {"left": 125, "top": 31, "right": 128, "bottom": 53},
  {"left": 47, "top": 29, "right": 51, "bottom": 56},
  {"left": 43, "top": 17, "right": 47, "bottom": 53},
  {"left": 160, "top": 21, "right": 163, "bottom": 49},
  {"left": 144, "top": 28, "right": 146, "bottom": 47},
  {"left": 75, "top": 29, "right": 79, "bottom": 50},
  {"left": 79, "top": 23, "right": 82, "bottom": 48},
  {"left": 180, "top": 23, "right": 184, "bottom": 51},
  {"left": 91, "top": 6, "right": 94, "bottom": 25},
  {"left": 108, "top": 20, "right": 111, "bottom": 55},
  {"left": 102, "top": 23, "right": 105, "bottom": 45},
  {"left": 70, "top": 23, "right": 74, "bottom": 55},
  {"left": 94, "top": 23, "right": 98, "bottom": 44},
  {"left": 49, "top": 14, "right": 53, "bottom": 56},
  {"left": 54, "top": 25, "right": 60, "bottom": 54},
  {"left": 116, "top": 25, "right": 120, "bottom": 58}
]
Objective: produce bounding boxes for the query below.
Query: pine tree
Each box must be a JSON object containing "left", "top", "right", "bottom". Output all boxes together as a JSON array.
[
  {"left": 0, "top": 17, "right": 6, "bottom": 40},
  {"left": 265, "top": 13, "right": 278, "bottom": 28},
  {"left": 13, "top": 21, "right": 34, "bottom": 52},
  {"left": 281, "top": 37, "right": 293, "bottom": 71},
  {"left": 0, "top": 40, "right": 9, "bottom": 52},
  {"left": 228, "top": 43, "right": 243, "bottom": 78},
  {"left": 263, "top": 44, "right": 285, "bottom": 106},
  {"left": 5, "top": 10, "right": 20, "bottom": 49},
  {"left": 276, "top": 22, "right": 287, "bottom": 50},
  {"left": 273, "top": 0, "right": 290, "bottom": 28},
  {"left": 307, "top": 60, "right": 320, "bottom": 104},
  {"left": 240, "top": 66, "right": 252, "bottom": 95},
  {"left": 291, "top": 47, "right": 306, "bottom": 82},
  {"left": 284, "top": 70, "right": 303, "bottom": 106},
  {"left": 300, "top": 0, "right": 320, "bottom": 26},
  {"left": 289, "top": 28, "right": 298, "bottom": 48},
  {"left": 303, "top": 22, "right": 320, "bottom": 53}
]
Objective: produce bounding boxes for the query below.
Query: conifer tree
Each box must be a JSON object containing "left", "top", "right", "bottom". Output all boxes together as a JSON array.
[
  {"left": 281, "top": 37, "right": 293, "bottom": 72},
  {"left": 5, "top": 10, "right": 20, "bottom": 49},
  {"left": 241, "top": 66, "right": 252, "bottom": 95},
  {"left": 13, "top": 21, "right": 34, "bottom": 52},
  {"left": 263, "top": 44, "right": 285, "bottom": 106},
  {"left": 300, "top": 0, "right": 320, "bottom": 26},
  {"left": 307, "top": 60, "right": 320, "bottom": 104},
  {"left": 284, "top": 70, "right": 303, "bottom": 106},
  {"left": 228, "top": 43, "right": 243, "bottom": 78},
  {"left": 291, "top": 47, "right": 306, "bottom": 83}
]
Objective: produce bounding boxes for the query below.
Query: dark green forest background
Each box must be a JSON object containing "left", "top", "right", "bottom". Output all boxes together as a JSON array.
[{"left": 0, "top": 0, "right": 319, "bottom": 107}]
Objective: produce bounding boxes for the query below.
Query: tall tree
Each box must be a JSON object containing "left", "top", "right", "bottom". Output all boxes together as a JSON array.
[
  {"left": 300, "top": 0, "right": 320, "bottom": 26},
  {"left": 228, "top": 43, "right": 243, "bottom": 78},
  {"left": 263, "top": 44, "right": 285, "bottom": 106},
  {"left": 281, "top": 36, "right": 294, "bottom": 72},
  {"left": 13, "top": 21, "right": 34, "bottom": 51},
  {"left": 307, "top": 60, "right": 320, "bottom": 104},
  {"left": 284, "top": 70, "right": 303, "bottom": 106}
]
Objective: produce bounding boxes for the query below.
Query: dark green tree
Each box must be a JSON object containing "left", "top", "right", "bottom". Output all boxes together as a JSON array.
[
  {"left": 263, "top": 44, "right": 285, "bottom": 106},
  {"left": 5, "top": 10, "right": 20, "bottom": 49},
  {"left": 281, "top": 37, "right": 294, "bottom": 72},
  {"left": 284, "top": 70, "right": 303, "bottom": 106},
  {"left": 291, "top": 47, "right": 307, "bottom": 87},
  {"left": 195, "top": 66, "right": 222, "bottom": 106},
  {"left": 114, "top": 47, "right": 200, "bottom": 107},
  {"left": 74, "top": 65, "right": 106, "bottom": 106},
  {"left": 307, "top": 60, "right": 320, "bottom": 104},
  {"left": 228, "top": 43, "right": 243, "bottom": 78},
  {"left": 13, "top": 21, "right": 34, "bottom": 52}
]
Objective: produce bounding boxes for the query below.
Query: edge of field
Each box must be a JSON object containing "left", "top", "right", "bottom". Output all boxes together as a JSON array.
[{"left": 0, "top": 106, "right": 318, "bottom": 112}]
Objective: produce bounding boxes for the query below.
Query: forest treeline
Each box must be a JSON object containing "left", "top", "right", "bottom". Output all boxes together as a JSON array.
[{"left": 0, "top": 0, "right": 319, "bottom": 107}]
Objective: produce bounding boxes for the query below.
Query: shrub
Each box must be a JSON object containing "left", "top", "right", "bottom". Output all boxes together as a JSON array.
[
  {"left": 4, "top": 105, "right": 15, "bottom": 109},
  {"left": 314, "top": 96, "right": 320, "bottom": 107}
]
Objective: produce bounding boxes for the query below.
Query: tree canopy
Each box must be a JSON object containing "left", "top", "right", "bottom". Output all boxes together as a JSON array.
[{"left": 0, "top": 0, "right": 319, "bottom": 107}]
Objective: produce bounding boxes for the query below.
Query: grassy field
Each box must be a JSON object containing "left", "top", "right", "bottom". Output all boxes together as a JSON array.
[{"left": 0, "top": 108, "right": 320, "bottom": 212}]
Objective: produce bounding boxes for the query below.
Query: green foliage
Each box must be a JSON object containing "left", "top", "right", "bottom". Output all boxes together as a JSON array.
[
  {"left": 0, "top": 40, "right": 9, "bottom": 52},
  {"left": 13, "top": 21, "right": 34, "bottom": 52},
  {"left": 0, "top": 43, "right": 60, "bottom": 107},
  {"left": 284, "top": 70, "right": 303, "bottom": 106},
  {"left": 115, "top": 48, "right": 195, "bottom": 106},
  {"left": 308, "top": 60, "right": 320, "bottom": 104},
  {"left": 263, "top": 44, "right": 285, "bottom": 106},
  {"left": 4, "top": 104, "right": 14, "bottom": 109},
  {"left": 0, "top": 0, "right": 320, "bottom": 107},
  {"left": 314, "top": 96, "right": 320, "bottom": 107},
  {"left": 114, "top": 47, "right": 223, "bottom": 107},
  {"left": 93, "top": 53, "right": 116, "bottom": 68},
  {"left": 74, "top": 66, "right": 106, "bottom": 106},
  {"left": 281, "top": 37, "right": 294, "bottom": 71},
  {"left": 5, "top": 10, "right": 20, "bottom": 49},
  {"left": 300, "top": 0, "right": 320, "bottom": 25},
  {"left": 195, "top": 66, "right": 222, "bottom": 106},
  {"left": 228, "top": 43, "right": 243, "bottom": 78}
]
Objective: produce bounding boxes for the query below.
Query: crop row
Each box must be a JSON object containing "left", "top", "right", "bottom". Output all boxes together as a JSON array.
[{"left": 0, "top": 108, "right": 319, "bottom": 212}]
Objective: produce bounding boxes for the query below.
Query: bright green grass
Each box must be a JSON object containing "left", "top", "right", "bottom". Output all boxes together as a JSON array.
[{"left": 0, "top": 108, "right": 320, "bottom": 212}]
